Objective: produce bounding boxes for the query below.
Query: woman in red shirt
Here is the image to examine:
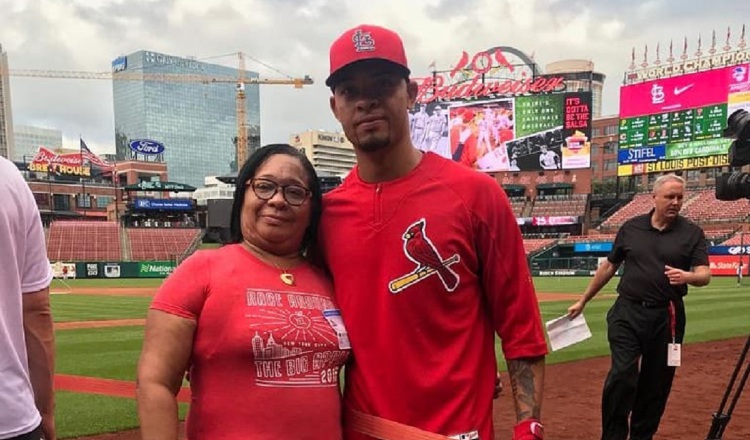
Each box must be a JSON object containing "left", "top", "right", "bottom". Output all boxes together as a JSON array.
[{"left": 137, "top": 144, "right": 350, "bottom": 440}]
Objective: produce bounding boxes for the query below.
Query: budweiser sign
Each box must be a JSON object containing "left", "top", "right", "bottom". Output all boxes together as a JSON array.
[
  {"left": 416, "top": 48, "right": 567, "bottom": 103},
  {"left": 28, "top": 147, "right": 91, "bottom": 177}
]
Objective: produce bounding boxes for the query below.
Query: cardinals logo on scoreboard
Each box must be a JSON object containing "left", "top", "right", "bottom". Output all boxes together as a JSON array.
[{"left": 388, "top": 218, "right": 461, "bottom": 294}]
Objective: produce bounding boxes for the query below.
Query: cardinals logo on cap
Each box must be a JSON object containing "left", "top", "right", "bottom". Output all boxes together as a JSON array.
[
  {"left": 351, "top": 29, "right": 376, "bottom": 53},
  {"left": 388, "top": 219, "right": 460, "bottom": 294}
]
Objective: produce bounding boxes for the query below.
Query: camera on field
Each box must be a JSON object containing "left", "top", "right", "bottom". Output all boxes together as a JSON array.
[{"left": 715, "top": 109, "right": 750, "bottom": 201}]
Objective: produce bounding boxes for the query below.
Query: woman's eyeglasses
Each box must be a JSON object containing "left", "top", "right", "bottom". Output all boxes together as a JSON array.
[{"left": 248, "top": 178, "right": 311, "bottom": 206}]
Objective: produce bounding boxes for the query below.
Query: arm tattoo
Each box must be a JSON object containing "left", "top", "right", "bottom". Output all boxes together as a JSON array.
[{"left": 507, "top": 359, "right": 541, "bottom": 421}]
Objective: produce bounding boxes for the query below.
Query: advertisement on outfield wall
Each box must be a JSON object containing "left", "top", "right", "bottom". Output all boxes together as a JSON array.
[
  {"left": 708, "top": 255, "right": 747, "bottom": 276},
  {"left": 51, "top": 262, "right": 76, "bottom": 279},
  {"left": 617, "top": 64, "right": 750, "bottom": 176},
  {"left": 411, "top": 92, "right": 592, "bottom": 172},
  {"left": 573, "top": 242, "right": 613, "bottom": 253},
  {"left": 138, "top": 261, "right": 176, "bottom": 278},
  {"left": 516, "top": 216, "right": 580, "bottom": 226}
]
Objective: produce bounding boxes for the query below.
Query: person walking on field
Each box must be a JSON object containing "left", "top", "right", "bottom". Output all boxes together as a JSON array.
[{"left": 568, "top": 174, "right": 710, "bottom": 440}]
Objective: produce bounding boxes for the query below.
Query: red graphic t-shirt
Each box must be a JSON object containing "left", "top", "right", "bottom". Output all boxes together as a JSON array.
[{"left": 152, "top": 244, "right": 350, "bottom": 440}]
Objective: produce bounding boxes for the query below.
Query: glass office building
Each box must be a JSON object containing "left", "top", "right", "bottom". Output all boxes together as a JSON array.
[
  {"left": 13, "top": 125, "right": 63, "bottom": 163},
  {"left": 112, "top": 51, "right": 260, "bottom": 188}
]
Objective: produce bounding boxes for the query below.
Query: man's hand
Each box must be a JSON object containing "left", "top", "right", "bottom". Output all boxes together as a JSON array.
[
  {"left": 664, "top": 265, "right": 690, "bottom": 285},
  {"left": 512, "top": 418, "right": 544, "bottom": 440},
  {"left": 567, "top": 298, "right": 586, "bottom": 319}
]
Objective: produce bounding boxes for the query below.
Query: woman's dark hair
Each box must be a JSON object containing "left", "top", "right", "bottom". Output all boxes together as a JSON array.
[{"left": 228, "top": 144, "right": 322, "bottom": 252}]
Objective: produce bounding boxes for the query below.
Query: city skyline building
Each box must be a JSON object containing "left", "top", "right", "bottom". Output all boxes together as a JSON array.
[
  {"left": 289, "top": 130, "right": 356, "bottom": 177},
  {"left": 0, "top": 43, "right": 15, "bottom": 159},
  {"left": 112, "top": 50, "right": 260, "bottom": 188},
  {"left": 13, "top": 124, "right": 63, "bottom": 163},
  {"left": 545, "top": 59, "right": 606, "bottom": 118}
]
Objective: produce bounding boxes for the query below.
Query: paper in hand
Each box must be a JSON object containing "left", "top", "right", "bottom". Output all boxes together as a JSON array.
[{"left": 545, "top": 313, "right": 593, "bottom": 351}]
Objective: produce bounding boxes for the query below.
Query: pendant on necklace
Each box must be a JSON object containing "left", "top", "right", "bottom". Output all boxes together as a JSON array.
[{"left": 280, "top": 272, "right": 295, "bottom": 286}]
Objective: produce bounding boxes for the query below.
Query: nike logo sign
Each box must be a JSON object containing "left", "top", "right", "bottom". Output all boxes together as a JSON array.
[{"left": 674, "top": 84, "right": 694, "bottom": 95}]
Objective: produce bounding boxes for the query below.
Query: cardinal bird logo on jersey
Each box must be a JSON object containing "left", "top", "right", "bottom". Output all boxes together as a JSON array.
[{"left": 388, "top": 219, "right": 461, "bottom": 294}]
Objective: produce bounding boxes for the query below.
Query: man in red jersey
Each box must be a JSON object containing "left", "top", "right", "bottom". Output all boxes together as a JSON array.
[{"left": 318, "top": 24, "right": 548, "bottom": 440}]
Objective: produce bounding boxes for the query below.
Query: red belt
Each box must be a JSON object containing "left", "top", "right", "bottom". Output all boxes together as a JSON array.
[{"left": 345, "top": 407, "right": 451, "bottom": 440}]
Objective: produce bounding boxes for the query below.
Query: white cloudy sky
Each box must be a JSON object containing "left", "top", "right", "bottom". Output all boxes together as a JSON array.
[{"left": 0, "top": 0, "right": 747, "bottom": 154}]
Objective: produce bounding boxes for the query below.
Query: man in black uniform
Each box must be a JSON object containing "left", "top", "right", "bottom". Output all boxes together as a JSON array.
[{"left": 567, "top": 174, "right": 710, "bottom": 440}]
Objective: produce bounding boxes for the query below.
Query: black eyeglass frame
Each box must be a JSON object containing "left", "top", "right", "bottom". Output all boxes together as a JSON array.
[{"left": 247, "top": 178, "right": 312, "bottom": 206}]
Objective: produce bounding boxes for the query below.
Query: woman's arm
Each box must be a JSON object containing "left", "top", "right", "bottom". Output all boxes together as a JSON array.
[{"left": 136, "top": 310, "right": 196, "bottom": 440}]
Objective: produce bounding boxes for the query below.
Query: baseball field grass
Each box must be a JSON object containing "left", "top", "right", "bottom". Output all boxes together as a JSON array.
[{"left": 50, "top": 275, "right": 750, "bottom": 438}]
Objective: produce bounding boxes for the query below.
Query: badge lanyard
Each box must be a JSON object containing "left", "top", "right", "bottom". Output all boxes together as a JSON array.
[
  {"left": 669, "top": 301, "right": 676, "bottom": 344},
  {"left": 667, "top": 301, "right": 681, "bottom": 367}
]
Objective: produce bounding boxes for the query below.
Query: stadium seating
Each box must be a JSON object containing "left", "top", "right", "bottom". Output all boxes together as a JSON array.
[
  {"left": 523, "top": 239, "right": 555, "bottom": 255},
  {"left": 702, "top": 228, "right": 737, "bottom": 242},
  {"left": 530, "top": 194, "right": 587, "bottom": 218},
  {"left": 47, "top": 221, "right": 122, "bottom": 262},
  {"left": 601, "top": 188, "right": 750, "bottom": 231},
  {"left": 127, "top": 228, "right": 202, "bottom": 261},
  {"left": 509, "top": 197, "right": 527, "bottom": 217},
  {"left": 680, "top": 189, "right": 750, "bottom": 223},
  {"left": 720, "top": 232, "right": 750, "bottom": 245},
  {"left": 599, "top": 193, "right": 653, "bottom": 229}
]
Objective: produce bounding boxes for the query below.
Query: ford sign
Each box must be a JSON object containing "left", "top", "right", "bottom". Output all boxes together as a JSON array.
[{"left": 129, "top": 139, "right": 165, "bottom": 155}]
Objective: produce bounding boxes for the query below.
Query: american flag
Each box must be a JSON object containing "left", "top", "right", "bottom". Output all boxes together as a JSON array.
[{"left": 80, "top": 139, "right": 114, "bottom": 170}]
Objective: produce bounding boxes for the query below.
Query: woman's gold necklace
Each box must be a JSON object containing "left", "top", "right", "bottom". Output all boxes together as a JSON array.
[{"left": 243, "top": 240, "right": 299, "bottom": 286}]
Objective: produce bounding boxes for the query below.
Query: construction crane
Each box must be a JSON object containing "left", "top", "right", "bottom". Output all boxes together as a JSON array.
[{"left": 4, "top": 52, "right": 314, "bottom": 166}]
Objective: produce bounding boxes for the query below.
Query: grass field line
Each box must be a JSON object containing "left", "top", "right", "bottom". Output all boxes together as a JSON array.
[{"left": 55, "top": 374, "right": 191, "bottom": 403}]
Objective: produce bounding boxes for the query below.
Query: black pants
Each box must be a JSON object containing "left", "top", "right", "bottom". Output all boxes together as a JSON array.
[
  {"left": 601, "top": 297, "right": 686, "bottom": 440},
  {"left": 6, "top": 424, "right": 43, "bottom": 440}
]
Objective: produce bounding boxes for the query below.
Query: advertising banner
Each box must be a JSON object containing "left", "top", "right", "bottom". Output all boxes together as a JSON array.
[
  {"left": 28, "top": 147, "right": 91, "bottom": 177},
  {"left": 708, "top": 255, "right": 746, "bottom": 276},
  {"left": 573, "top": 242, "right": 614, "bottom": 253},
  {"left": 129, "top": 139, "right": 165, "bottom": 155},
  {"left": 51, "top": 262, "right": 77, "bottom": 279},
  {"left": 531, "top": 216, "right": 580, "bottom": 226},
  {"left": 618, "top": 145, "right": 667, "bottom": 165},
  {"left": 620, "top": 67, "right": 729, "bottom": 118},
  {"left": 138, "top": 261, "right": 176, "bottom": 278},
  {"left": 134, "top": 198, "right": 193, "bottom": 211},
  {"left": 517, "top": 216, "right": 581, "bottom": 226},
  {"left": 728, "top": 64, "right": 750, "bottom": 93},
  {"left": 104, "top": 263, "right": 121, "bottom": 278},
  {"left": 665, "top": 138, "right": 732, "bottom": 160},
  {"left": 708, "top": 245, "right": 750, "bottom": 255},
  {"left": 86, "top": 263, "right": 99, "bottom": 277},
  {"left": 533, "top": 269, "right": 598, "bottom": 277},
  {"left": 618, "top": 154, "right": 730, "bottom": 177},
  {"left": 419, "top": 92, "right": 592, "bottom": 173}
]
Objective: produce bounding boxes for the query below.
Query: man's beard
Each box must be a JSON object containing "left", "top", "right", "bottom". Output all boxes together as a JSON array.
[{"left": 355, "top": 132, "right": 391, "bottom": 152}]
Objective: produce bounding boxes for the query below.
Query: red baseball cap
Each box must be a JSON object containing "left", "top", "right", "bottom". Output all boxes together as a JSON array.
[{"left": 326, "top": 24, "right": 410, "bottom": 87}]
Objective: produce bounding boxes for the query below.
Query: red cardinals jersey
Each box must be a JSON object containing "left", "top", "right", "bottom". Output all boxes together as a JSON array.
[
  {"left": 151, "top": 245, "right": 350, "bottom": 440},
  {"left": 318, "top": 152, "right": 547, "bottom": 440}
]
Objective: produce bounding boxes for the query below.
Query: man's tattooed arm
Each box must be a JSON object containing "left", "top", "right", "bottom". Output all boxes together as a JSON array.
[{"left": 506, "top": 356, "right": 545, "bottom": 421}]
